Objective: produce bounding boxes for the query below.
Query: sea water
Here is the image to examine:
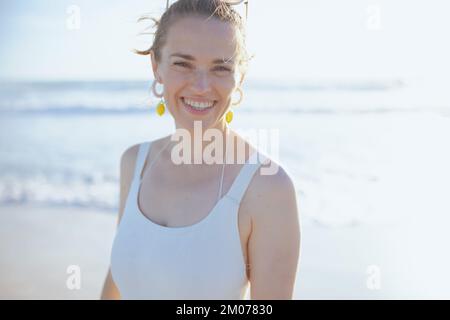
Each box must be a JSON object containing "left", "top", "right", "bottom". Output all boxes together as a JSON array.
[{"left": 1, "top": 78, "right": 449, "bottom": 229}]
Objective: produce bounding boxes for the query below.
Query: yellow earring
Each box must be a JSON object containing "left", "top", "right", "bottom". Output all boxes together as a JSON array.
[
  {"left": 151, "top": 79, "right": 165, "bottom": 116},
  {"left": 225, "top": 109, "right": 233, "bottom": 123},
  {"left": 225, "top": 87, "right": 242, "bottom": 124},
  {"left": 156, "top": 98, "right": 165, "bottom": 116}
]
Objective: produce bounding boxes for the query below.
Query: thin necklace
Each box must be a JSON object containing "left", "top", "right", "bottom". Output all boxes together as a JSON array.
[
  {"left": 145, "top": 131, "right": 228, "bottom": 201},
  {"left": 217, "top": 134, "right": 228, "bottom": 200}
]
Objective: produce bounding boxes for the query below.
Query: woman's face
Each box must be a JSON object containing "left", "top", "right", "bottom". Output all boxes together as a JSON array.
[{"left": 151, "top": 16, "right": 243, "bottom": 132}]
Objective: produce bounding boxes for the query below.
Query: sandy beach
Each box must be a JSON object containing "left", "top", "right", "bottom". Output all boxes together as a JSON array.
[
  {"left": 0, "top": 204, "right": 116, "bottom": 299},
  {"left": 2, "top": 203, "right": 449, "bottom": 299}
]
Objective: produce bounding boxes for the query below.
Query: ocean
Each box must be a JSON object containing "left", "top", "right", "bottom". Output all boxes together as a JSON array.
[{"left": 1, "top": 78, "right": 449, "bottom": 228}]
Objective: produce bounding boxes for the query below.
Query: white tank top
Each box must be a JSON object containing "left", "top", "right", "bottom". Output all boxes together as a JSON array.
[{"left": 110, "top": 140, "right": 268, "bottom": 299}]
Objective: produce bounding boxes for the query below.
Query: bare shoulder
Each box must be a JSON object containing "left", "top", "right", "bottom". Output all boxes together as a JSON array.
[
  {"left": 241, "top": 157, "right": 301, "bottom": 299},
  {"left": 120, "top": 137, "right": 168, "bottom": 175},
  {"left": 120, "top": 143, "right": 140, "bottom": 177},
  {"left": 116, "top": 141, "right": 155, "bottom": 225},
  {"left": 240, "top": 157, "right": 299, "bottom": 226}
]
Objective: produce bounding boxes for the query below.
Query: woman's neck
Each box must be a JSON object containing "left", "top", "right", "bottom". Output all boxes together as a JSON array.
[{"left": 170, "top": 122, "right": 232, "bottom": 165}]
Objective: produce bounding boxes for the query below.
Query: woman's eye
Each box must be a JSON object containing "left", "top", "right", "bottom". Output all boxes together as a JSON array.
[
  {"left": 215, "top": 66, "right": 232, "bottom": 72},
  {"left": 174, "top": 62, "right": 190, "bottom": 68},
  {"left": 173, "top": 62, "right": 232, "bottom": 73}
]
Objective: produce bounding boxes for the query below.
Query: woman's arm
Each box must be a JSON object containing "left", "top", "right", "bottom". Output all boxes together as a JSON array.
[
  {"left": 100, "top": 144, "right": 140, "bottom": 300},
  {"left": 100, "top": 268, "right": 121, "bottom": 300},
  {"left": 243, "top": 164, "right": 301, "bottom": 299}
]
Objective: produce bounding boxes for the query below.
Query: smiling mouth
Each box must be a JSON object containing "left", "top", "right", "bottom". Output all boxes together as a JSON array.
[{"left": 181, "top": 97, "right": 217, "bottom": 113}]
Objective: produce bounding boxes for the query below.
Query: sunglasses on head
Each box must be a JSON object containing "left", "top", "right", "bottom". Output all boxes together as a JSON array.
[{"left": 165, "top": 0, "right": 249, "bottom": 20}]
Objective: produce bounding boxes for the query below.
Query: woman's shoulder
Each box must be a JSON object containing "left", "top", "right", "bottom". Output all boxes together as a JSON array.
[
  {"left": 240, "top": 150, "right": 299, "bottom": 222},
  {"left": 121, "top": 136, "right": 168, "bottom": 161},
  {"left": 120, "top": 136, "right": 172, "bottom": 175},
  {"left": 120, "top": 143, "right": 140, "bottom": 171},
  {"left": 235, "top": 133, "right": 294, "bottom": 189},
  {"left": 251, "top": 153, "right": 296, "bottom": 198}
]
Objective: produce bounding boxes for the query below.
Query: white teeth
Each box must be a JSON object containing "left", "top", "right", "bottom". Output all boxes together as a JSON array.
[{"left": 183, "top": 98, "right": 214, "bottom": 109}]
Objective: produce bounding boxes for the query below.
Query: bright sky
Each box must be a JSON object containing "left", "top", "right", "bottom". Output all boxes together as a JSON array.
[{"left": 1, "top": 0, "right": 449, "bottom": 83}]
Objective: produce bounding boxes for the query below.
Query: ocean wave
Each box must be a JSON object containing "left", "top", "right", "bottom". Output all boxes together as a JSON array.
[
  {"left": 0, "top": 78, "right": 408, "bottom": 114},
  {"left": 0, "top": 171, "right": 386, "bottom": 228},
  {"left": 0, "top": 105, "right": 444, "bottom": 116},
  {"left": 0, "top": 174, "right": 119, "bottom": 211},
  {"left": 1, "top": 78, "right": 403, "bottom": 92}
]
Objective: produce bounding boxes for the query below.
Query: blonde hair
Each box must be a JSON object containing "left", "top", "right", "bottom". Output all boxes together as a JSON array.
[{"left": 135, "top": 0, "right": 252, "bottom": 78}]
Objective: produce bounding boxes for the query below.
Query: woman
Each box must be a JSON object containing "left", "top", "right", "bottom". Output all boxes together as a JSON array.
[{"left": 101, "top": 0, "right": 300, "bottom": 300}]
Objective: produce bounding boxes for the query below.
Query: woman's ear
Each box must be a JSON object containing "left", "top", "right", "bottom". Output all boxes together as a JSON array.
[{"left": 150, "top": 50, "right": 161, "bottom": 82}]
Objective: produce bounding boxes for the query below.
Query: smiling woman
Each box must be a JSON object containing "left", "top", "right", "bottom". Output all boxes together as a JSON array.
[
  {"left": 151, "top": 15, "right": 243, "bottom": 130},
  {"left": 135, "top": 0, "right": 252, "bottom": 130},
  {"left": 101, "top": 0, "right": 300, "bottom": 300}
]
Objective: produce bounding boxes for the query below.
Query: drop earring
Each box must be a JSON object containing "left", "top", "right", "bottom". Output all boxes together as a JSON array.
[
  {"left": 151, "top": 79, "right": 165, "bottom": 116},
  {"left": 226, "top": 87, "right": 243, "bottom": 124},
  {"left": 225, "top": 109, "right": 233, "bottom": 123},
  {"left": 156, "top": 98, "right": 165, "bottom": 116}
]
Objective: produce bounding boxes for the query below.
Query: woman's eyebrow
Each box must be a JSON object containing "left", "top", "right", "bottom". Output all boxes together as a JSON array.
[{"left": 170, "top": 53, "right": 234, "bottom": 64}]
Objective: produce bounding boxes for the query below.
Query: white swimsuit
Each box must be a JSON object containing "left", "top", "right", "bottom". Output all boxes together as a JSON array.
[{"left": 110, "top": 141, "right": 268, "bottom": 299}]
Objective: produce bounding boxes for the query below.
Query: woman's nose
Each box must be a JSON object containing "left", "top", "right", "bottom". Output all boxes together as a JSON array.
[{"left": 191, "top": 70, "right": 211, "bottom": 93}]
